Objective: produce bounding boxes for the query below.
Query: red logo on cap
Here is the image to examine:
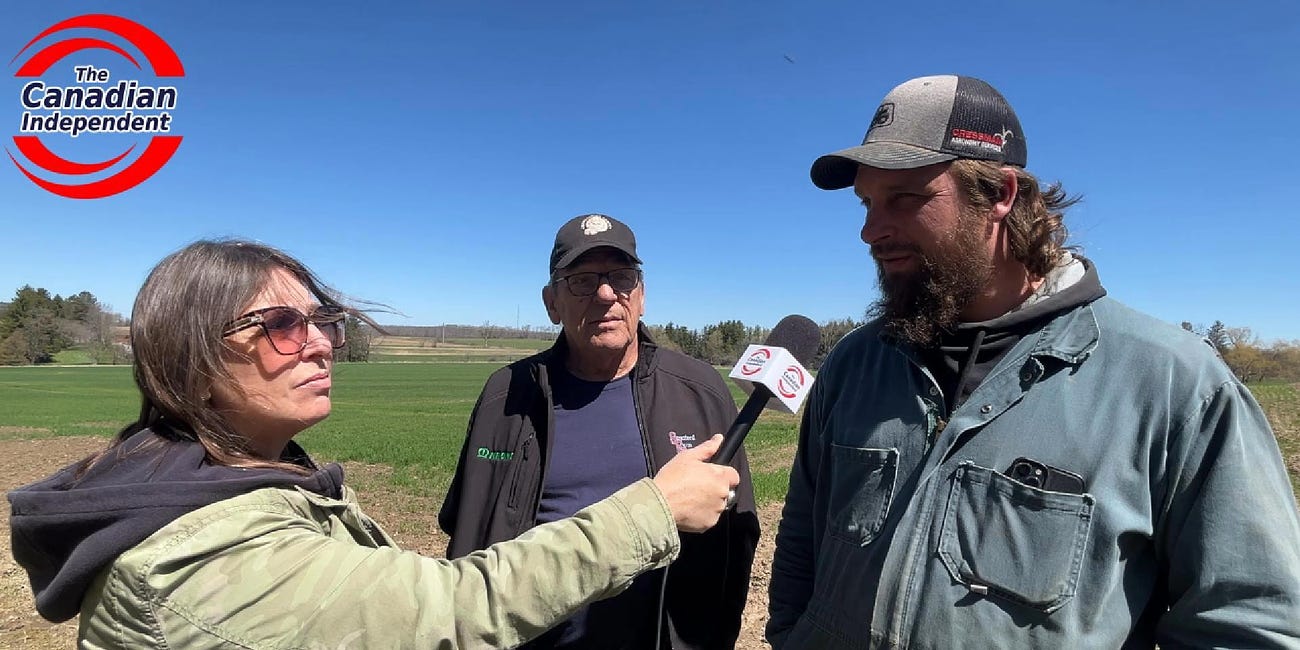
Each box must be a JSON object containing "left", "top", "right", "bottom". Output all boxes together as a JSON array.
[{"left": 950, "top": 128, "right": 1003, "bottom": 147}]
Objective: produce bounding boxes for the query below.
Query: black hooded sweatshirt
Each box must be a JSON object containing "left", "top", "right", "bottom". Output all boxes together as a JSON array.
[{"left": 7, "top": 427, "right": 344, "bottom": 623}]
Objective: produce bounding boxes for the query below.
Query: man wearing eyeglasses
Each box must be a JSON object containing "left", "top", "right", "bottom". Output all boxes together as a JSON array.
[{"left": 439, "top": 213, "right": 760, "bottom": 649}]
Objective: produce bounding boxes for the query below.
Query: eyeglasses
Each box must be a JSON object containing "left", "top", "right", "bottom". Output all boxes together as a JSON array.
[
  {"left": 555, "top": 268, "right": 641, "bottom": 297},
  {"left": 222, "top": 305, "right": 347, "bottom": 355}
]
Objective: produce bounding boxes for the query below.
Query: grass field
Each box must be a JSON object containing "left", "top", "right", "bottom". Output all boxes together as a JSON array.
[
  {"left": 51, "top": 349, "right": 96, "bottom": 365},
  {"left": 366, "top": 337, "right": 551, "bottom": 363},
  {"left": 1253, "top": 381, "right": 1300, "bottom": 496},
  {"left": 1, "top": 364, "right": 1296, "bottom": 504},
  {"left": 0, "top": 363, "right": 803, "bottom": 504},
  {"left": 0, "top": 366, "right": 139, "bottom": 438},
  {"left": 1, "top": 365, "right": 1297, "bottom": 650}
]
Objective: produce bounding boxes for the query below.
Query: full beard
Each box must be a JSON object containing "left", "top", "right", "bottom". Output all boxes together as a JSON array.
[{"left": 868, "top": 210, "right": 992, "bottom": 348}]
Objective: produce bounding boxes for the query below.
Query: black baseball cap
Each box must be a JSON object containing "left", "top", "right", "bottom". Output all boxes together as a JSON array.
[
  {"left": 810, "top": 75, "right": 1028, "bottom": 190},
  {"left": 549, "top": 213, "right": 642, "bottom": 274}
]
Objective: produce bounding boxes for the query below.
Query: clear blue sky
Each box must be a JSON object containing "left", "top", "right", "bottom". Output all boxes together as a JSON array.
[{"left": 3, "top": 1, "right": 1297, "bottom": 343}]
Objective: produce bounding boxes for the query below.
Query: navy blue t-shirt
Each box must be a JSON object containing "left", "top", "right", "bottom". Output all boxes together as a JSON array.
[{"left": 525, "top": 370, "right": 663, "bottom": 650}]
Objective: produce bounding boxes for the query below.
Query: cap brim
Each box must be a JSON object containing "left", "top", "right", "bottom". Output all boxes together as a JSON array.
[
  {"left": 810, "top": 142, "right": 958, "bottom": 190},
  {"left": 552, "top": 242, "right": 642, "bottom": 273}
]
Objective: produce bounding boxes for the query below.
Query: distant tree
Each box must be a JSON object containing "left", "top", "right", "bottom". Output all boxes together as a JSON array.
[
  {"left": 0, "top": 286, "right": 127, "bottom": 364},
  {"left": 659, "top": 322, "right": 702, "bottom": 359},
  {"left": 1205, "top": 320, "right": 1229, "bottom": 353},
  {"left": 24, "top": 311, "right": 69, "bottom": 363},
  {"left": 698, "top": 328, "right": 725, "bottom": 365},
  {"left": 60, "top": 291, "right": 100, "bottom": 322},
  {"left": 813, "top": 318, "right": 864, "bottom": 369},
  {"left": 1265, "top": 341, "right": 1300, "bottom": 382},
  {"left": 1222, "top": 344, "right": 1272, "bottom": 383},
  {"left": 0, "top": 331, "right": 29, "bottom": 365},
  {"left": 338, "top": 316, "right": 375, "bottom": 362},
  {"left": 645, "top": 325, "right": 683, "bottom": 353},
  {"left": 698, "top": 320, "right": 748, "bottom": 365},
  {"left": 85, "top": 306, "right": 128, "bottom": 364},
  {"left": 0, "top": 285, "right": 56, "bottom": 340},
  {"left": 1200, "top": 326, "right": 1300, "bottom": 383},
  {"left": 1224, "top": 326, "right": 1256, "bottom": 350}
]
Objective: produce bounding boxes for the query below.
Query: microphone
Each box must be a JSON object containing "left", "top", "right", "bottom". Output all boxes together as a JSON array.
[{"left": 712, "top": 314, "right": 821, "bottom": 466}]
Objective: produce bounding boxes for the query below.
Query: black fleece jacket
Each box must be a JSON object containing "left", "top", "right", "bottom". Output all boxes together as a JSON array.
[{"left": 438, "top": 326, "right": 761, "bottom": 649}]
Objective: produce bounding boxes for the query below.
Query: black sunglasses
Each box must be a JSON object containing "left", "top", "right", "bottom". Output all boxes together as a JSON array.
[
  {"left": 222, "top": 305, "right": 347, "bottom": 355},
  {"left": 556, "top": 268, "right": 641, "bottom": 297}
]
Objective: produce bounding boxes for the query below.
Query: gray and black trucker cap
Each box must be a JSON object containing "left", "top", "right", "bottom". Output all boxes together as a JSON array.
[
  {"left": 810, "top": 75, "right": 1027, "bottom": 190},
  {"left": 549, "top": 213, "right": 642, "bottom": 274}
]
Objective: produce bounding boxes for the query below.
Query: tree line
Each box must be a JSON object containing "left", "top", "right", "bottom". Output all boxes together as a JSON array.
[
  {"left": 0, "top": 286, "right": 128, "bottom": 365},
  {"left": 4, "top": 282, "right": 1299, "bottom": 384},
  {"left": 648, "top": 318, "right": 864, "bottom": 371},
  {"left": 0, "top": 285, "right": 376, "bottom": 367},
  {"left": 653, "top": 316, "right": 1300, "bottom": 382},
  {"left": 381, "top": 323, "right": 559, "bottom": 341},
  {"left": 367, "top": 318, "right": 1300, "bottom": 382},
  {"left": 1184, "top": 320, "right": 1300, "bottom": 383}
]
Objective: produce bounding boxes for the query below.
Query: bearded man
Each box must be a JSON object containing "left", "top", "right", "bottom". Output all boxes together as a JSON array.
[{"left": 766, "top": 75, "right": 1300, "bottom": 648}]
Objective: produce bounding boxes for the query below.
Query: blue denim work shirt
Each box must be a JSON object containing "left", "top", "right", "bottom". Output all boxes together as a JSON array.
[{"left": 768, "top": 296, "right": 1300, "bottom": 649}]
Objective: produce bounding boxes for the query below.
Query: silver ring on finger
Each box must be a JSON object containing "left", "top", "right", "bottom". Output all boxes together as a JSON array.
[{"left": 724, "top": 488, "right": 737, "bottom": 510}]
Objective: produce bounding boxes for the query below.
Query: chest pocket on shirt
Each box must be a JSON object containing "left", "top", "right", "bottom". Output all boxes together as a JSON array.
[
  {"left": 827, "top": 445, "right": 898, "bottom": 547},
  {"left": 938, "top": 462, "right": 1094, "bottom": 613}
]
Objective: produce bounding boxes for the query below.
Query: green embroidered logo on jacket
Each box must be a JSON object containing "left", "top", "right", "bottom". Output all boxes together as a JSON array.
[{"left": 476, "top": 447, "right": 514, "bottom": 461}]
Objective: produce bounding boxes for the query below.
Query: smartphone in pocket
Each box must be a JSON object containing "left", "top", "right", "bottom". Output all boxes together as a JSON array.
[{"left": 1005, "top": 457, "right": 1086, "bottom": 494}]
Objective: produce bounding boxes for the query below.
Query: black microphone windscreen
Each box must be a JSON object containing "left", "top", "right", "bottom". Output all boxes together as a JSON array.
[{"left": 765, "top": 315, "right": 821, "bottom": 366}]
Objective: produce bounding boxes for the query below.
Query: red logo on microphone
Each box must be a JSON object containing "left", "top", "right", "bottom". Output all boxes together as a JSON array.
[
  {"left": 777, "top": 365, "right": 805, "bottom": 399},
  {"left": 740, "top": 348, "right": 771, "bottom": 376},
  {"left": 8, "top": 14, "right": 184, "bottom": 199}
]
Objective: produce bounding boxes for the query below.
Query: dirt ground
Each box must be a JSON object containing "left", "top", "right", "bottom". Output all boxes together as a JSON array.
[
  {"left": 0, "top": 437, "right": 780, "bottom": 649},
  {"left": 1, "top": 438, "right": 100, "bottom": 650}
]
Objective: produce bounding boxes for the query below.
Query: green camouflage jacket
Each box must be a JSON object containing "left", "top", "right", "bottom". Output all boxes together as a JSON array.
[{"left": 77, "top": 478, "right": 679, "bottom": 649}]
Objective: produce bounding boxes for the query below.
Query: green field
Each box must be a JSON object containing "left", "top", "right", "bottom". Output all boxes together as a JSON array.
[
  {"left": 2, "top": 365, "right": 1295, "bottom": 504},
  {"left": 0, "top": 366, "right": 139, "bottom": 437},
  {"left": 1252, "top": 381, "right": 1300, "bottom": 496},
  {"left": 365, "top": 336, "right": 552, "bottom": 364},
  {"left": 0, "top": 363, "right": 802, "bottom": 503}
]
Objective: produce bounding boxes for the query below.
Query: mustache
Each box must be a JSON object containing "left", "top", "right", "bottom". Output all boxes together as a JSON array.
[{"left": 871, "top": 243, "right": 923, "bottom": 259}]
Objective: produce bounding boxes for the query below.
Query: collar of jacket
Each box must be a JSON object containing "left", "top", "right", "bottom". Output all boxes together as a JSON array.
[
  {"left": 537, "top": 322, "right": 661, "bottom": 381},
  {"left": 1021, "top": 302, "right": 1101, "bottom": 365},
  {"left": 890, "top": 303, "right": 1101, "bottom": 375}
]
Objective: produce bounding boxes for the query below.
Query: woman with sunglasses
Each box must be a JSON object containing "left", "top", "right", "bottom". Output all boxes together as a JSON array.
[{"left": 8, "top": 239, "right": 740, "bottom": 649}]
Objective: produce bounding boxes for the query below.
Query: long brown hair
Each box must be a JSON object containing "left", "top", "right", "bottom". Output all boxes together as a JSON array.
[
  {"left": 80, "top": 239, "right": 376, "bottom": 477},
  {"left": 949, "top": 159, "right": 1082, "bottom": 277}
]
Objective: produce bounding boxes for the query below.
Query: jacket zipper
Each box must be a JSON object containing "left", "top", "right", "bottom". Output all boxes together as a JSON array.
[
  {"left": 630, "top": 363, "right": 673, "bottom": 649},
  {"left": 510, "top": 364, "right": 551, "bottom": 521},
  {"left": 506, "top": 432, "right": 534, "bottom": 510}
]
